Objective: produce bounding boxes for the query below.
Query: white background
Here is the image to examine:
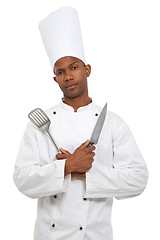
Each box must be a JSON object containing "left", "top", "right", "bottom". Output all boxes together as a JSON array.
[{"left": 0, "top": 0, "right": 159, "bottom": 239}]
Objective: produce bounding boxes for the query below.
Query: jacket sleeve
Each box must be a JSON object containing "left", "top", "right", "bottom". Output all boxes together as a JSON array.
[
  {"left": 13, "top": 123, "right": 71, "bottom": 199},
  {"left": 85, "top": 118, "right": 148, "bottom": 200}
]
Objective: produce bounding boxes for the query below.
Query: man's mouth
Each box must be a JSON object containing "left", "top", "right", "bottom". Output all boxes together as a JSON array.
[{"left": 66, "top": 83, "right": 78, "bottom": 90}]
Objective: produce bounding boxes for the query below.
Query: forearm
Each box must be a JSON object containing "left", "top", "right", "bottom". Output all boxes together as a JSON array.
[
  {"left": 85, "top": 163, "right": 148, "bottom": 199},
  {"left": 13, "top": 160, "right": 71, "bottom": 199},
  {"left": 64, "top": 158, "right": 72, "bottom": 176}
]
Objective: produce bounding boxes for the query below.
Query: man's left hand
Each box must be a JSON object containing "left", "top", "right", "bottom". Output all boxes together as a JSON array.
[
  {"left": 56, "top": 148, "right": 71, "bottom": 159},
  {"left": 56, "top": 149, "right": 86, "bottom": 179}
]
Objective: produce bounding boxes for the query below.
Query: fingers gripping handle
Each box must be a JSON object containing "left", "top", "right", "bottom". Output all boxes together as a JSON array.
[{"left": 86, "top": 142, "right": 94, "bottom": 148}]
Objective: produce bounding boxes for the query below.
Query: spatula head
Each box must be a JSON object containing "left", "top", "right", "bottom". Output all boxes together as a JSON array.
[{"left": 28, "top": 108, "right": 50, "bottom": 130}]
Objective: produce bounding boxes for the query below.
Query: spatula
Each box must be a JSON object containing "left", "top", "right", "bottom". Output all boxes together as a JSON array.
[{"left": 28, "top": 108, "right": 59, "bottom": 152}]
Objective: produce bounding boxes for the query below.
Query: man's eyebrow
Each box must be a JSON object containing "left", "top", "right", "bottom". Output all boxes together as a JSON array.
[
  {"left": 56, "top": 68, "right": 64, "bottom": 73},
  {"left": 69, "top": 61, "right": 85, "bottom": 67},
  {"left": 55, "top": 61, "right": 80, "bottom": 74},
  {"left": 69, "top": 61, "right": 77, "bottom": 67}
]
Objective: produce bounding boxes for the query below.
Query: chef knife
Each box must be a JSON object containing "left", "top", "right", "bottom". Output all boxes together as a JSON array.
[{"left": 87, "top": 102, "right": 107, "bottom": 147}]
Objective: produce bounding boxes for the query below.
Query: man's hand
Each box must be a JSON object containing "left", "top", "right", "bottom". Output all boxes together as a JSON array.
[
  {"left": 56, "top": 140, "right": 95, "bottom": 177},
  {"left": 56, "top": 148, "right": 71, "bottom": 160},
  {"left": 64, "top": 140, "right": 95, "bottom": 176},
  {"left": 56, "top": 150, "right": 86, "bottom": 178}
]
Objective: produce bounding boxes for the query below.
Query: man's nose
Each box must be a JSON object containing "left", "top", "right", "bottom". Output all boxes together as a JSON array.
[{"left": 64, "top": 70, "right": 73, "bottom": 81}]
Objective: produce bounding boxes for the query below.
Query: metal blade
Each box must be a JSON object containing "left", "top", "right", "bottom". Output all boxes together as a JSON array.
[{"left": 89, "top": 103, "right": 107, "bottom": 145}]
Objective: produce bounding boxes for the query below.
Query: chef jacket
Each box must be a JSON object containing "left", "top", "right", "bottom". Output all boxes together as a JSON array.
[{"left": 13, "top": 100, "right": 148, "bottom": 240}]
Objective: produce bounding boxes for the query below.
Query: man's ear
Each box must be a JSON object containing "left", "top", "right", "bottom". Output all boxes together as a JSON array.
[
  {"left": 53, "top": 76, "right": 57, "bottom": 82},
  {"left": 85, "top": 64, "right": 91, "bottom": 77}
]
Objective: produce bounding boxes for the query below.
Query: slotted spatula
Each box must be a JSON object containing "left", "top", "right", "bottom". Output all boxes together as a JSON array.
[{"left": 28, "top": 108, "right": 59, "bottom": 152}]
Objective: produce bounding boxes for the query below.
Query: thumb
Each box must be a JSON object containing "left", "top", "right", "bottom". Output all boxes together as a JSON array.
[
  {"left": 78, "top": 140, "right": 90, "bottom": 150},
  {"left": 56, "top": 152, "right": 66, "bottom": 160},
  {"left": 60, "top": 148, "right": 70, "bottom": 155}
]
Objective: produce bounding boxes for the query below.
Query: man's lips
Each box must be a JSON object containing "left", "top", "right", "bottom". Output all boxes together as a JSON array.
[{"left": 65, "top": 83, "right": 78, "bottom": 90}]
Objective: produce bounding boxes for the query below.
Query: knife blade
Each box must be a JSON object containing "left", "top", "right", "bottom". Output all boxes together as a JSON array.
[{"left": 88, "top": 102, "right": 107, "bottom": 147}]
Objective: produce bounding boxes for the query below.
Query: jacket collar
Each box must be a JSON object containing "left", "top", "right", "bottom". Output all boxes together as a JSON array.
[{"left": 59, "top": 99, "right": 95, "bottom": 112}]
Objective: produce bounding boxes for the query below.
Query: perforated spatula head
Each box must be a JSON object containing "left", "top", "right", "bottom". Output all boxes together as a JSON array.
[
  {"left": 28, "top": 108, "right": 59, "bottom": 152},
  {"left": 28, "top": 108, "right": 50, "bottom": 131}
]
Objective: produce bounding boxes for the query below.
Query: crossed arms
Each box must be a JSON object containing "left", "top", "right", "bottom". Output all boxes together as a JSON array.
[{"left": 56, "top": 140, "right": 96, "bottom": 178}]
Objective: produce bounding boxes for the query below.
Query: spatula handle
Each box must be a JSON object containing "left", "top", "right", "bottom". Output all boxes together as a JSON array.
[{"left": 46, "top": 130, "right": 59, "bottom": 152}]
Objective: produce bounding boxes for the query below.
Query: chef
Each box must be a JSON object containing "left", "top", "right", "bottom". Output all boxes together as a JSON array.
[{"left": 13, "top": 6, "right": 148, "bottom": 240}]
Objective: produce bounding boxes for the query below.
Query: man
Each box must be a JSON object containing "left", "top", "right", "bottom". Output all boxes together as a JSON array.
[{"left": 13, "top": 6, "right": 148, "bottom": 240}]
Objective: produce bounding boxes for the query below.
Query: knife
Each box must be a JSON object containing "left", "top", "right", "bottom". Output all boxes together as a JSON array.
[{"left": 87, "top": 102, "right": 107, "bottom": 147}]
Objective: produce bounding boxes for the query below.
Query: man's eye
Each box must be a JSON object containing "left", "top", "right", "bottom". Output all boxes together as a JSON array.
[
  {"left": 72, "top": 66, "right": 78, "bottom": 70},
  {"left": 57, "top": 71, "right": 63, "bottom": 75}
]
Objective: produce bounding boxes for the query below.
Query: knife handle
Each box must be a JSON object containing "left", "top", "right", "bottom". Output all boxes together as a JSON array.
[{"left": 86, "top": 142, "right": 93, "bottom": 148}]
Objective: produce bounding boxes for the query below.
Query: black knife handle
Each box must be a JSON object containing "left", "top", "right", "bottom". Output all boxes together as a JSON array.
[{"left": 86, "top": 142, "right": 93, "bottom": 148}]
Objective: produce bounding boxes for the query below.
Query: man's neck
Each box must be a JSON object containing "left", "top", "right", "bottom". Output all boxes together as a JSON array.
[{"left": 62, "top": 95, "right": 92, "bottom": 112}]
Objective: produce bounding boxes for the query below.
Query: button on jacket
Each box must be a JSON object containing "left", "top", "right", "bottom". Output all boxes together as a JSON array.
[{"left": 13, "top": 100, "right": 148, "bottom": 240}]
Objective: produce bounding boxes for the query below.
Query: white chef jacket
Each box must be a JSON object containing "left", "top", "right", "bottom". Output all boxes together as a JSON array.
[{"left": 13, "top": 100, "right": 148, "bottom": 240}]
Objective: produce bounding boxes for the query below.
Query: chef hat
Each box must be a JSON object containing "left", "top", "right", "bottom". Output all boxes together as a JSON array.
[{"left": 39, "top": 6, "right": 86, "bottom": 68}]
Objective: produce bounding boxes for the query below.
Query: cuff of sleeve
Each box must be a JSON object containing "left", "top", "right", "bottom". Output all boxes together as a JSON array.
[
  {"left": 84, "top": 168, "right": 96, "bottom": 198},
  {"left": 53, "top": 160, "right": 71, "bottom": 193}
]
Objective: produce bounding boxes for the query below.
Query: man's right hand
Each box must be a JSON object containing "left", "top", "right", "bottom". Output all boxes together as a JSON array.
[{"left": 64, "top": 140, "right": 96, "bottom": 176}]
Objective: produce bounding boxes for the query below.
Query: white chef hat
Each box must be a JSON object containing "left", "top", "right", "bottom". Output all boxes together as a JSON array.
[{"left": 39, "top": 6, "right": 86, "bottom": 68}]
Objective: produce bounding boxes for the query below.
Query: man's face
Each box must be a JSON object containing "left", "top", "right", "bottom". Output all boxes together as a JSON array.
[{"left": 54, "top": 56, "right": 91, "bottom": 99}]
